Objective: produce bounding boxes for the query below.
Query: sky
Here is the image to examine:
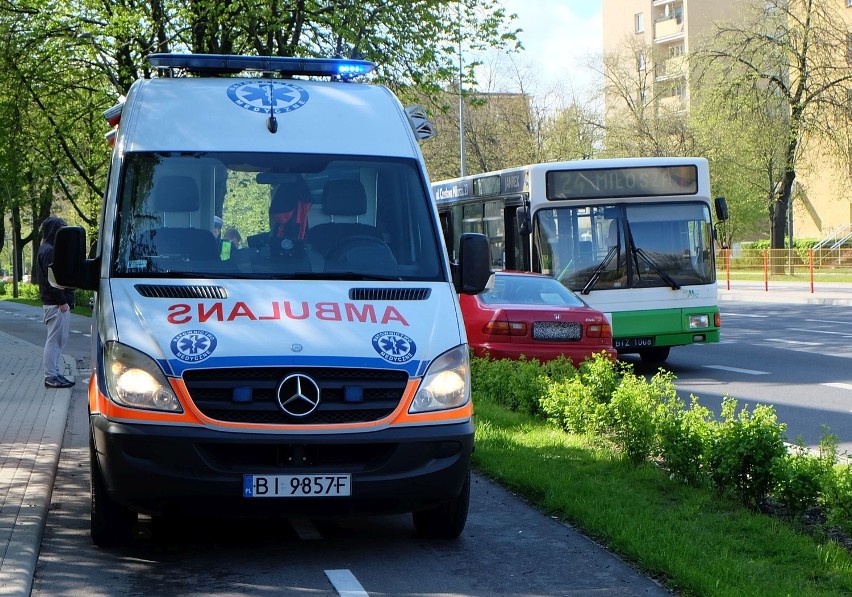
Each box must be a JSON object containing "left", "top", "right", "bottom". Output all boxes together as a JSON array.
[{"left": 489, "top": 0, "right": 604, "bottom": 96}]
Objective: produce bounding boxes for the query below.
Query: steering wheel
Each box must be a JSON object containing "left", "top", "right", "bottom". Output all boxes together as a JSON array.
[{"left": 327, "top": 235, "right": 391, "bottom": 262}]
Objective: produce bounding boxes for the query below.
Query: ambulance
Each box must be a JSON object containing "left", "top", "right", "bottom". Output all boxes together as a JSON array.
[{"left": 50, "top": 54, "right": 491, "bottom": 546}]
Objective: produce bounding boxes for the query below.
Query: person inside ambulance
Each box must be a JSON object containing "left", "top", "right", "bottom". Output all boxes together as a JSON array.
[{"left": 265, "top": 175, "right": 319, "bottom": 272}]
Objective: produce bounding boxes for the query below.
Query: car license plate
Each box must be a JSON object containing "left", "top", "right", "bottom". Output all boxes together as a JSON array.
[
  {"left": 533, "top": 321, "right": 582, "bottom": 341},
  {"left": 613, "top": 337, "right": 654, "bottom": 350},
  {"left": 243, "top": 474, "right": 351, "bottom": 498}
]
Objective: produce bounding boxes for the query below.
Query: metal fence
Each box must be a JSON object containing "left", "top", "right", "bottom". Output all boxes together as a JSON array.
[{"left": 716, "top": 248, "right": 852, "bottom": 286}]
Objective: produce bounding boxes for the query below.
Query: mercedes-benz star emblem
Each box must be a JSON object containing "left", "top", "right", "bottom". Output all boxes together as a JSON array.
[{"left": 276, "top": 373, "right": 321, "bottom": 417}]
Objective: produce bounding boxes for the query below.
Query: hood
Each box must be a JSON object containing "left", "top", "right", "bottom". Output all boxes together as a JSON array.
[{"left": 105, "top": 279, "right": 464, "bottom": 378}]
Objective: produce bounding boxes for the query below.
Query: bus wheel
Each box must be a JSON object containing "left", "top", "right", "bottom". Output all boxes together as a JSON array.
[
  {"left": 412, "top": 471, "right": 470, "bottom": 539},
  {"left": 90, "top": 431, "right": 136, "bottom": 547},
  {"left": 639, "top": 346, "right": 670, "bottom": 364}
]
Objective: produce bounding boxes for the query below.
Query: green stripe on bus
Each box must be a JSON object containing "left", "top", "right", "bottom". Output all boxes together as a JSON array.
[{"left": 610, "top": 307, "right": 720, "bottom": 347}]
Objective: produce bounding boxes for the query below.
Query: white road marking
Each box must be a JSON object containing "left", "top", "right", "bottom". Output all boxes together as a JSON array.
[
  {"left": 806, "top": 318, "right": 852, "bottom": 325},
  {"left": 764, "top": 338, "right": 822, "bottom": 346},
  {"left": 787, "top": 327, "right": 852, "bottom": 338},
  {"left": 325, "top": 569, "right": 369, "bottom": 597},
  {"left": 822, "top": 383, "right": 852, "bottom": 391},
  {"left": 723, "top": 313, "right": 768, "bottom": 318},
  {"left": 704, "top": 365, "right": 769, "bottom": 375}
]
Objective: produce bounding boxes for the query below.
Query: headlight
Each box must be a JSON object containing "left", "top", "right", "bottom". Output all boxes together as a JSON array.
[
  {"left": 409, "top": 345, "right": 470, "bottom": 414},
  {"left": 688, "top": 314, "right": 710, "bottom": 329},
  {"left": 104, "top": 341, "right": 183, "bottom": 412}
]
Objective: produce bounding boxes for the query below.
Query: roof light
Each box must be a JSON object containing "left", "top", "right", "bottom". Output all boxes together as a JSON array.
[
  {"left": 104, "top": 128, "right": 117, "bottom": 147},
  {"left": 146, "top": 54, "right": 376, "bottom": 79}
]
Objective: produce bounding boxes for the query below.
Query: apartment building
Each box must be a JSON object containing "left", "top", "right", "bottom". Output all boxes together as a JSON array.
[{"left": 601, "top": 0, "right": 852, "bottom": 240}]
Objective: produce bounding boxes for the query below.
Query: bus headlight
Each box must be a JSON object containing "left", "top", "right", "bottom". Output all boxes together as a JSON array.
[
  {"left": 688, "top": 314, "right": 710, "bottom": 329},
  {"left": 410, "top": 345, "right": 470, "bottom": 414},
  {"left": 104, "top": 341, "right": 183, "bottom": 412}
]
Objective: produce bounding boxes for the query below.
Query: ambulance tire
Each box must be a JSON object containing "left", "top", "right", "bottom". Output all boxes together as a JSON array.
[
  {"left": 412, "top": 470, "right": 470, "bottom": 539},
  {"left": 90, "top": 431, "right": 136, "bottom": 547},
  {"left": 639, "top": 346, "right": 670, "bottom": 364}
]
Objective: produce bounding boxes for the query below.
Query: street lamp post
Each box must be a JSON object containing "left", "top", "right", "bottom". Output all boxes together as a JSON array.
[{"left": 457, "top": 2, "right": 467, "bottom": 178}]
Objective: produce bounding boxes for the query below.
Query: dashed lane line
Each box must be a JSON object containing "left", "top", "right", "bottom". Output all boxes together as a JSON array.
[
  {"left": 822, "top": 382, "right": 852, "bottom": 391},
  {"left": 325, "top": 569, "right": 369, "bottom": 597},
  {"left": 703, "top": 365, "right": 770, "bottom": 375},
  {"left": 764, "top": 338, "right": 822, "bottom": 346}
]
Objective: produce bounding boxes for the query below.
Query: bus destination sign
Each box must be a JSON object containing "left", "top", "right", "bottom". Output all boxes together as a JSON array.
[{"left": 546, "top": 165, "right": 698, "bottom": 200}]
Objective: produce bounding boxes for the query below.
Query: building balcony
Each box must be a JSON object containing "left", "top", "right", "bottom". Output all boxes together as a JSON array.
[
  {"left": 655, "top": 55, "right": 686, "bottom": 81},
  {"left": 654, "top": 17, "right": 684, "bottom": 42}
]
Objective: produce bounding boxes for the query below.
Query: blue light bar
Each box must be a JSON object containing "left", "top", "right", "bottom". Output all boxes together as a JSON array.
[{"left": 147, "top": 54, "right": 376, "bottom": 78}]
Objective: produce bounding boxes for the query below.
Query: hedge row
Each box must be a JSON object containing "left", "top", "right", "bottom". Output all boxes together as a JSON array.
[
  {"left": 0, "top": 281, "right": 93, "bottom": 309},
  {"left": 471, "top": 353, "right": 852, "bottom": 532}
]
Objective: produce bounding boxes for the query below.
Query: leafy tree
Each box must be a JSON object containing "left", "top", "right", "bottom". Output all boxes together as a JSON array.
[{"left": 699, "top": 0, "right": 852, "bottom": 249}]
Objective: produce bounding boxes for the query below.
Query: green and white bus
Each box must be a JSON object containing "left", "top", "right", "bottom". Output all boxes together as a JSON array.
[{"left": 432, "top": 157, "right": 729, "bottom": 363}]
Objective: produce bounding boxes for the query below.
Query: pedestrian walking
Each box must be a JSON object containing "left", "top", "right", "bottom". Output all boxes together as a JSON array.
[{"left": 37, "top": 216, "right": 75, "bottom": 389}]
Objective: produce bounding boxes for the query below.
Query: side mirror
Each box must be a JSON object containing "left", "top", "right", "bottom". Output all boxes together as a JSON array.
[
  {"left": 715, "top": 197, "right": 729, "bottom": 222},
  {"left": 454, "top": 233, "right": 492, "bottom": 295},
  {"left": 50, "top": 226, "right": 99, "bottom": 291},
  {"left": 516, "top": 206, "right": 530, "bottom": 236}
]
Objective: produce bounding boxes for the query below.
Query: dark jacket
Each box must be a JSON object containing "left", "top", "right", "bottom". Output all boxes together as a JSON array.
[{"left": 37, "top": 217, "right": 76, "bottom": 307}]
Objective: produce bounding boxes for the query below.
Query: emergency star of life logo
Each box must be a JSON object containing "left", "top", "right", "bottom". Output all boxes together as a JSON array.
[
  {"left": 372, "top": 331, "right": 416, "bottom": 363},
  {"left": 226, "top": 80, "right": 309, "bottom": 114},
  {"left": 170, "top": 330, "right": 217, "bottom": 362}
]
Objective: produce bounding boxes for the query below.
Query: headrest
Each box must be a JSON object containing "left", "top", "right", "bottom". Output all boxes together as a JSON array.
[
  {"left": 155, "top": 176, "right": 200, "bottom": 212},
  {"left": 270, "top": 176, "right": 311, "bottom": 214},
  {"left": 321, "top": 180, "right": 367, "bottom": 217}
]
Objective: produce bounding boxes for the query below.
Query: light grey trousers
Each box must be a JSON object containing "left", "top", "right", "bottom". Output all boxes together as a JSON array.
[{"left": 43, "top": 305, "right": 70, "bottom": 379}]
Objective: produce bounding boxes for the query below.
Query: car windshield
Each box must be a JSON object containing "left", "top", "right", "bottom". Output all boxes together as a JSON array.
[
  {"left": 112, "top": 152, "right": 444, "bottom": 281},
  {"left": 479, "top": 274, "right": 586, "bottom": 307}
]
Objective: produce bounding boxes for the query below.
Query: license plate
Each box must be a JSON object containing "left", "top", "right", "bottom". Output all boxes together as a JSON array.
[
  {"left": 532, "top": 321, "right": 582, "bottom": 341},
  {"left": 243, "top": 474, "right": 351, "bottom": 498},
  {"left": 613, "top": 337, "right": 654, "bottom": 350}
]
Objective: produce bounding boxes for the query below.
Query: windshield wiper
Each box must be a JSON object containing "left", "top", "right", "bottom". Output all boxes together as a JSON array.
[
  {"left": 633, "top": 247, "right": 681, "bottom": 290},
  {"left": 581, "top": 245, "right": 618, "bottom": 295}
]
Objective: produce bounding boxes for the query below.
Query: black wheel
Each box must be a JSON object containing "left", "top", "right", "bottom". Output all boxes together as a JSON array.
[
  {"left": 639, "top": 346, "right": 670, "bottom": 364},
  {"left": 90, "top": 431, "right": 136, "bottom": 547},
  {"left": 412, "top": 471, "right": 470, "bottom": 540}
]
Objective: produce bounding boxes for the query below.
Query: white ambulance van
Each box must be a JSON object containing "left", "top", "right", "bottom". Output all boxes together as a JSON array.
[{"left": 51, "top": 54, "right": 491, "bottom": 546}]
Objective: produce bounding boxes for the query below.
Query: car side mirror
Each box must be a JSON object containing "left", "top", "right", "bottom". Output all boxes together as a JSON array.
[
  {"left": 50, "top": 226, "right": 99, "bottom": 291},
  {"left": 454, "top": 233, "right": 492, "bottom": 295}
]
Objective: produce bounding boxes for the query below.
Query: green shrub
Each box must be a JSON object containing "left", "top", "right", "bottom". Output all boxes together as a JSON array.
[
  {"left": 708, "top": 398, "right": 788, "bottom": 509},
  {"left": 470, "top": 356, "right": 548, "bottom": 416},
  {"left": 540, "top": 375, "right": 605, "bottom": 434},
  {"left": 772, "top": 440, "right": 827, "bottom": 519},
  {"left": 0, "top": 280, "right": 5, "bottom": 295},
  {"left": 608, "top": 372, "right": 662, "bottom": 464},
  {"left": 657, "top": 395, "right": 715, "bottom": 486},
  {"left": 825, "top": 463, "right": 852, "bottom": 535}
]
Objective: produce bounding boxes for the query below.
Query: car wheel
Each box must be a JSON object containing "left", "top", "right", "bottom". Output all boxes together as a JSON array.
[
  {"left": 90, "top": 431, "right": 136, "bottom": 547},
  {"left": 639, "top": 346, "right": 670, "bottom": 364},
  {"left": 412, "top": 471, "right": 470, "bottom": 539}
]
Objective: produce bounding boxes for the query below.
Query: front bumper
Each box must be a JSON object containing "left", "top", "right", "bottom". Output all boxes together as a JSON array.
[{"left": 91, "top": 414, "right": 473, "bottom": 517}]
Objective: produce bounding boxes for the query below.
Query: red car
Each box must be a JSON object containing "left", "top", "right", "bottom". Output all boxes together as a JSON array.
[{"left": 459, "top": 271, "right": 616, "bottom": 364}]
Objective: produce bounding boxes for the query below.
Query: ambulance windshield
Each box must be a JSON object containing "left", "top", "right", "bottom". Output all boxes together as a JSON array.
[{"left": 112, "top": 152, "right": 444, "bottom": 281}]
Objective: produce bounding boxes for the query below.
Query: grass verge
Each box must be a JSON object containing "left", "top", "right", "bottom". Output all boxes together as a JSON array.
[{"left": 473, "top": 394, "right": 852, "bottom": 597}]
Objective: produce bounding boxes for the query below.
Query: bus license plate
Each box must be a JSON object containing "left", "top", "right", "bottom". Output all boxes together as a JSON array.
[
  {"left": 243, "top": 474, "right": 351, "bottom": 498},
  {"left": 614, "top": 337, "right": 654, "bottom": 350}
]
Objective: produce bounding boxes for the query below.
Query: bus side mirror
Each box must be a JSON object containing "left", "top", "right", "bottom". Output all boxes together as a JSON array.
[
  {"left": 715, "top": 197, "right": 729, "bottom": 222},
  {"left": 50, "top": 226, "right": 99, "bottom": 291},
  {"left": 516, "top": 206, "right": 530, "bottom": 235},
  {"left": 454, "top": 233, "right": 492, "bottom": 295}
]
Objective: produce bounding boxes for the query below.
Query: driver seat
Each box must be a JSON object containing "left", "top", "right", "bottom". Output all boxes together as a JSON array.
[{"left": 305, "top": 180, "right": 383, "bottom": 258}]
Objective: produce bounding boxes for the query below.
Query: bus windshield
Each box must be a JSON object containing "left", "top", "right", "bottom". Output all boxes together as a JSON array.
[{"left": 534, "top": 202, "right": 715, "bottom": 292}]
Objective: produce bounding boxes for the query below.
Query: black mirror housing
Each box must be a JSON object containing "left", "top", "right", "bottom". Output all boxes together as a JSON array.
[
  {"left": 51, "top": 226, "right": 99, "bottom": 291},
  {"left": 454, "top": 232, "right": 492, "bottom": 295},
  {"left": 715, "top": 197, "right": 729, "bottom": 222}
]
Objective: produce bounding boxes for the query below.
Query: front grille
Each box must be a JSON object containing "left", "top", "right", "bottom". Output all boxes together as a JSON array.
[
  {"left": 532, "top": 321, "right": 583, "bottom": 342},
  {"left": 349, "top": 288, "right": 431, "bottom": 301},
  {"left": 135, "top": 284, "right": 227, "bottom": 299},
  {"left": 183, "top": 366, "right": 409, "bottom": 425},
  {"left": 198, "top": 442, "right": 391, "bottom": 470}
]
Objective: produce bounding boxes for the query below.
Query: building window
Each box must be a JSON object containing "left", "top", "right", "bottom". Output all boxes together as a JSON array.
[
  {"left": 848, "top": 33, "right": 852, "bottom": 64},
  {"left": 635, "top": 12, "right": 644, "bottom": 33},
  {"left": 670, "top": 44, "right": 684, "bottom": 58},
  {"left": 637, "top": 51, "right": 647, "bottom": 71},
  {"left": 847, "top": 0, "right": 852, "bottom": 7}
]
